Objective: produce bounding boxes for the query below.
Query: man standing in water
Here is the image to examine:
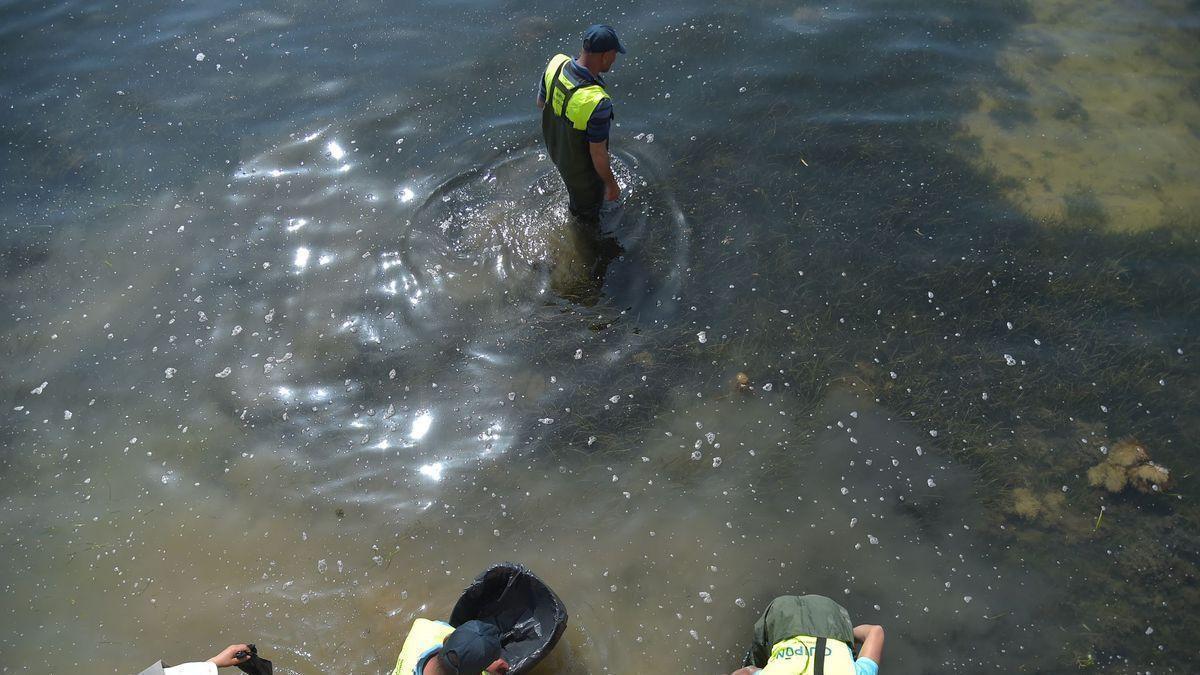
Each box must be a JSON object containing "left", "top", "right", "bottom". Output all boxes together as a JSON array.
[
  {"left": 536, "top": 24, "right": 626, "bottom": 224},
  {"left": 730, "top": 595, "right": 884, "bottom": 675}
]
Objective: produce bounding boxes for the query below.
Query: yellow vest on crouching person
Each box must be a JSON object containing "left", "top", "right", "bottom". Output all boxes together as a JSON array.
[
  {"left": 760, "top": 635, "right": 857, "bottom": 675},
  {"left": 393, "top": 619, "right": 454, "bottom": 675}
]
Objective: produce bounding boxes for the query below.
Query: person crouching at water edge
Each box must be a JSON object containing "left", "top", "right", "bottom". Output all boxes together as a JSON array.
[
  {"left": 537, "top": 24, "right": 626, "bottom": 225},
  {"left": 393, "top": 618, "right": 510, "bottom": 675},
  {"left": 730, "top": 595, "right": 884, "bottom": 675},
  {"left": 137, "top": 643, "right": 270, "bottom": 675}
]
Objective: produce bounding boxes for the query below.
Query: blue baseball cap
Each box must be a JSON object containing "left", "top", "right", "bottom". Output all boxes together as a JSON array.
[
  {"left": 440, "top": 620, "right": 502, "bottom": 674},
  {"left": 583, "top": 24, "right": 626, "bottom": 54}
]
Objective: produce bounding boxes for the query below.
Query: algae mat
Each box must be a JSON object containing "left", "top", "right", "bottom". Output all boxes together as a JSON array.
[{"left": 962, "top": 0, "right": 1200, "bottom": 231}]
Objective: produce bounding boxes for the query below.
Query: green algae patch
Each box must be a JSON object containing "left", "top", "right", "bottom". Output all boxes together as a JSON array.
[{"left": 962, "top": 0, "right": 1200, "bottom": 232}]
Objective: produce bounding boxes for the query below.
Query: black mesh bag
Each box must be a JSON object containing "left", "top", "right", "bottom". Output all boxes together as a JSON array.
[{"left": 449, "top": 562, "right": 568, "bottom": 675}]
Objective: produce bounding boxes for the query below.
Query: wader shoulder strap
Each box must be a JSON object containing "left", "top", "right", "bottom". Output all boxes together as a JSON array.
[
  {"left": 814, "top": 637, "right": 827, "bottom": 675},
  {"left": 550, "top": 60, "right": 571, "bottom": 119},
  {"left": 551, "top": 59, "right": 598, "bottom": 122}
]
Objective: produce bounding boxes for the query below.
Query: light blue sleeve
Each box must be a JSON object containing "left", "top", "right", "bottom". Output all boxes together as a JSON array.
[{"left": 855, "top": 657, "right": 879, "bottom": 675}]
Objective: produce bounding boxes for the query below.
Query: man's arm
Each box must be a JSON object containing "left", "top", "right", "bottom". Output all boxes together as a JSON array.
[
  {"left": 589, "top": 141, "right": 619, "bottom": 201},
  {"left": 537, "top": 95, "right": 544, "bottom": 110},
  {"left": 730, "top": 668, "right": 760, "bottom": 675},
  {"left": 853, "top": 624, "right": 885, "bottom": 664}
]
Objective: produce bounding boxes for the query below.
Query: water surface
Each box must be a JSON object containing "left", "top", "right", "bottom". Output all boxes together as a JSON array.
[{"left": 2, "top": 0, "right": 1198, "bottom": 673}]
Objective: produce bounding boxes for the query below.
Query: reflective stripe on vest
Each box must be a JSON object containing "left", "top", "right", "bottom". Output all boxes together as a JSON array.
[
  {"left": 760, "top": 635, "right": 856, "bottom": 675},
  {"left": 542, "top": 53, "right": 611, "bottom": 131},
  {"left": 392, "top": 618, "right": 454, "bottom": 675}
]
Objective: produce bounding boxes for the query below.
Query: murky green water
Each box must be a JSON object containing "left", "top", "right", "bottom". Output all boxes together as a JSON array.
[{"left": 2, "top": 1, "right": 1197, "bottom": 673}]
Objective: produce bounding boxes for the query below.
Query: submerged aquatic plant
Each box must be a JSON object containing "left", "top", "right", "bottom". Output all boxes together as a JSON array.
[{"left": 1086, "top": 440, "right": 1172, "bottom": 495}]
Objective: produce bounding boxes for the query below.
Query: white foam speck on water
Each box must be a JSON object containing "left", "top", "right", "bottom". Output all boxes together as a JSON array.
[
  {"left": 215, "top": 367, "right": 232, "bottom": 378},
  {"left": 696, "top": 331, "right": 707, "bottom": 344},
  {"left": 1003, "top": 354, "right": 1017, "bottom": 366},
  {"left": 574, "top": 348, "right": 583, "bottom": 360},
  {"left": 762, "top": 383, "right": 774, "bottom": 392},
  {"left": 538, "top": 418, "right": 553, "bottom": 425},
  {"left": 699, "top": 591, "right": 712, "bottom": 603},
  {"left": 195, "top": 52, "right": 205, "bottom": 62},
  {"left": 31, "top": 382, "right": 47, "bottom": 395},
  {"left": 711, "top": 457, "right": 722, "bottom": 468},
  {"left": 264, "top": 308, "right": 275, "bottom": 323},
  {"left": 610, "top": 395, "right": 620, "bottom": 403},
  {"left": 868, "top": 534, "right": 879, "bottom": 545},
  {"left": 735, "top": 598, "right": 747, "bottom": 608},
  {"left": 317, "top": 559, "right": 328, "bottom": 574},
  {"left": 164, "top": 367, "right": 177, "bottom": 379},
  {"left": 63, "top": 410, "right": 72, "bottom": 420},
  {"left": 927, "top": 477, "right": 937, "bottom": 488},
  {"left": 850, "top": 517, "right": 858, "bottom": 528},
  {"left": 231, "top": 325, "right": 242, "bottom": 336}
]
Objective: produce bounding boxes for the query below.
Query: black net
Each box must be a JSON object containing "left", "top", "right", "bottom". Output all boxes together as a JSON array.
[{"left": 449, "top": 563, "right": 568, "bottom": 675}]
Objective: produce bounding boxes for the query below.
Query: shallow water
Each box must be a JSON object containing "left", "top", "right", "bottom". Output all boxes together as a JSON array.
[{"left": 1, "top": 1, "right": 1198, "bottom": 673}]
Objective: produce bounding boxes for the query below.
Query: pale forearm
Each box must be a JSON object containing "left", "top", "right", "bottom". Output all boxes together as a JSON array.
[{"left": 853, "top": 624, "right": 885, "bottom": 663}]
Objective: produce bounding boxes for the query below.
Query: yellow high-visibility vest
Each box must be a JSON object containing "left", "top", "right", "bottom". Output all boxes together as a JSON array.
[
  {"left": 760, "top": 635, "right": 857, "bottom": 675},
  {"left": 542, "top": 54, "right": 611, "bottom": 131},
  {"left": 392, "top": 619, "right": 456, "bottom": 675}
]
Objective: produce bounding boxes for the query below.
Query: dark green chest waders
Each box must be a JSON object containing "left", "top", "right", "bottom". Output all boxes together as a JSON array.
[{"left": 541, "top": 55, "right": 612, "bottom": 223}]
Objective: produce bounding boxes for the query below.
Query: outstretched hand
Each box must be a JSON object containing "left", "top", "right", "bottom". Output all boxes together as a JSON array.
[{"left": 207, "top": 644, "right": 252, "bottom": 668}]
